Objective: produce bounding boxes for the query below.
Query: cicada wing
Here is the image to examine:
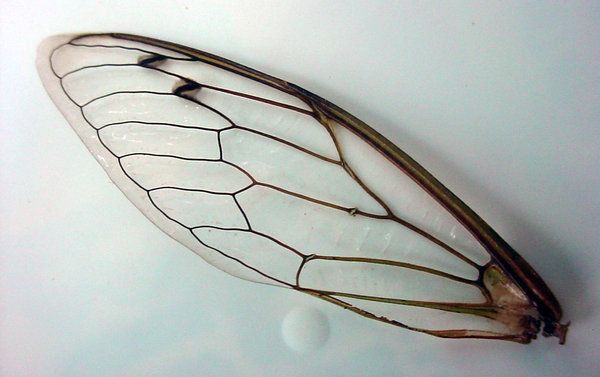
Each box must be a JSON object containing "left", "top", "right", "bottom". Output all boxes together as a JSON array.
[{"left": 37, "top": 33, "right": 542, "bottom": 342}]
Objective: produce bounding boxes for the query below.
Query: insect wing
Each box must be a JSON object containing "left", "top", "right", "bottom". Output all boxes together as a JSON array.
[{"left": 37, "top": 33, "right": 565, "bottom": 343}]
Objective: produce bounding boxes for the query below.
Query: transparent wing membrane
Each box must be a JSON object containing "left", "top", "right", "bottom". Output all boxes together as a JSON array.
[{"left": 37, "top": 34, "right": 566, "bottom": 344}]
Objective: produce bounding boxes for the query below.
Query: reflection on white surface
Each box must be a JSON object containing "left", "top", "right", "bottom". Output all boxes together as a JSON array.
[{"left": 281, "top": 307, "right": 330, "bottom": 353}]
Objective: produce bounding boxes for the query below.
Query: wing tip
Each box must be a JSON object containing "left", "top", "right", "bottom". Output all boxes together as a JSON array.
[
  {"left": 36, "top": 34, "right": 80, "bottom": 83},
  {"left": 36, "top": 34, "right": 75, "bottom": 60}
]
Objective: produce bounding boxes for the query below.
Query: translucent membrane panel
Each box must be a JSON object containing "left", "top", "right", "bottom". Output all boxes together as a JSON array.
[
  {"left": 121, "top": 155, "right": 252, "bottom": 192},
  {"left": 50, "top": 44, "right": 143, "bottom": 77},
  {"left": 238, "top": 187, "right": 479, "bottom": 280},
  {"left": 223, "top": 129, "right": 386, "bottom": 215},
  {"left": 82, "top": 93, "right": 232, "bottom": 129},
  {"left": 334, "top": 123, "right": 491, "bottom": 265},
  {"left": 188, "top": 235, "right": 291, "bottom": 287},
  {"left": 71, "top": 35, "right": 191, "bottom": 60},
  {"left": 198, "top": 89, "right": 338, "bottom": 159},
  {"left": 98, "top": 123, "right": 219, "bottom": 159},
  {"left": 193, "top": 228, "right": 302, "bottom": 285},
  {"left": 157, "top": 59, "right": 312, "bottom": 111},
  {"left": 299, "top": 259, "right": 484, "bottom": 303},
  {"left": 149, "top": 188, "right": 248, "bottom": 229},
  {"left": 62, "top": 65, "right": 178, "bottom": 105}
]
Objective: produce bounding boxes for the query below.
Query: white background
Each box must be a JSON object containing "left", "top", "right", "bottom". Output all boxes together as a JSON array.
[{"left": 1, "top": 1, "right": 599, "bottom": 376}]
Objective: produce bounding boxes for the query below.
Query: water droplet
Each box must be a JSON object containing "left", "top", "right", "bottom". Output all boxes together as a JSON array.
[{"left": 281, "top": 307, "right": 329, "bottom": 353}]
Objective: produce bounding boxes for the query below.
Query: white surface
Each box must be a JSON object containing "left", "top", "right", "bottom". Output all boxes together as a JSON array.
[{"left": 1, "top": 1, "right": 599, "bottom": 376}]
